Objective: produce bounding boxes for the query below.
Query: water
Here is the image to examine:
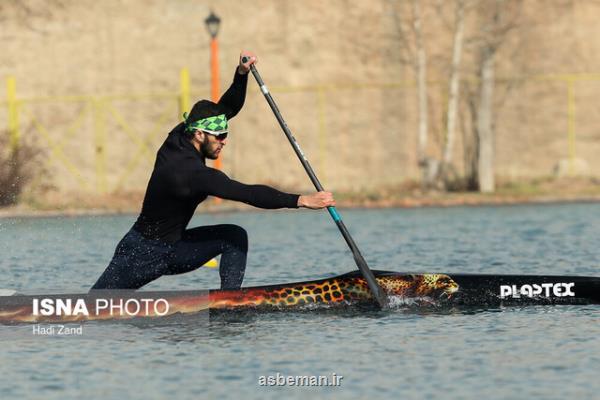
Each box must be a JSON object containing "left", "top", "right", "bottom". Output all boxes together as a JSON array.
[{"left": 1, "top": 203, "right": 599, "bottom": 399}]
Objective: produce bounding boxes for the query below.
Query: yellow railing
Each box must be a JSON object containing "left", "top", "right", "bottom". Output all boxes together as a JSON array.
[
  {"left": 3, "top": 70, "right": 599, "bottom": 194},
  {"left": 3, "top": 69, "right": 192, "bottom": 194},
  {"left": 529, "top": 73, "right": 600, "bottom": 175},
  {"left": 1, "top": 66, "right": 338, "bottom": 194}
]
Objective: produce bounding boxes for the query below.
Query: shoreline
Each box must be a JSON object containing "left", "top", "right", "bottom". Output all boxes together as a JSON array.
[
  {"left": 2, "top": 177, "right": 599, "bottom": 218},
  {"left": 2, "top": 192, "right": 600, "bottom": 219}
]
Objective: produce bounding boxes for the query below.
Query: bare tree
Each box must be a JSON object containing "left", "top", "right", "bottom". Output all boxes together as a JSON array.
[
  {"left": 462, "top": 0, "right": 524, "bottom": 192},
  {"left": 391, "top": 0, "right": 533, "bottom": 193},
  {"left": 441, "top": 0, "right": 466, "bottom": 178},
  {"left": 411, "top": 0, "right": 429, "bottom": 171},
  {"left": 477, "top": 43, "right": 496, "bottom": 192},
  {"left": 390, "top": 0, "right": 436, "bottom": 185}
]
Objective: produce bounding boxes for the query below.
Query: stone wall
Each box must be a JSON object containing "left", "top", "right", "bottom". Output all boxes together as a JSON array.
[{"left": 1, "top": 0, "right": 600, "bottom": 198}]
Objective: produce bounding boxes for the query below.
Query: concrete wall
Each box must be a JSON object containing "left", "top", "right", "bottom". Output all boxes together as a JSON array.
[{"left": 1, "top": 0, "right": 600, "bottom": 198}]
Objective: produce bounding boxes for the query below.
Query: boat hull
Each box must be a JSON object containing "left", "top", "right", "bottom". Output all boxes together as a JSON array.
[{"left": 1, "top": 271, "right": 598, "bottom": 323}]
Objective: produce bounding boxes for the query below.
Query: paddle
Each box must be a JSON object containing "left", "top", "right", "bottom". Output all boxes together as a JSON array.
[{"left": 242, "top": 57, "right": 388, "bottom": 308}]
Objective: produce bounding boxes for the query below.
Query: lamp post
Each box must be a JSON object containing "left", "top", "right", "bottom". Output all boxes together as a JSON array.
[
  {"left": 205, "top": 11, "right": 221, "bottom": 103},
  {"left": 205, "top": 11, "right": 222, "bottom": 204},
  {"left": 205, "top": 11, "right": 222, "bottom": 171}
]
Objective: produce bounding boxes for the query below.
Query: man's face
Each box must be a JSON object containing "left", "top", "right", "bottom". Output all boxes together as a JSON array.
[{"left": 199, "top": 131, "right": 227, "bottom": 160}]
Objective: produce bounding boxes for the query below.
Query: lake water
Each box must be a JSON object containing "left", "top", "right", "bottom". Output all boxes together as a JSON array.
[{"left": 1, "top": 203, "right": 599, "bottom": 399}]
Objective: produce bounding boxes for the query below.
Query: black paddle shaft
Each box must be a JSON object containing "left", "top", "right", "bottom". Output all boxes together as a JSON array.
[{"left": 242, "top": 58, "right": 388, "bottom": 308}]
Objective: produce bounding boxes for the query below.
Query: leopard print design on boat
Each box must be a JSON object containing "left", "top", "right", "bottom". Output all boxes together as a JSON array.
[{"left": 207, "top": 273, "right": 459, "bottom": 309}]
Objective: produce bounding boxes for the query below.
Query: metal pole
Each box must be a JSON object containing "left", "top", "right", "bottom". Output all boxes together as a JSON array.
[{"left": 210, "top": 37, "right": 222, "bottom": 172}]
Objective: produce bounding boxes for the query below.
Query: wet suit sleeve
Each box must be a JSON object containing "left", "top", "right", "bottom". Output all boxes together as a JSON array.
[
  {"left": 192, "top": 168, "right": 300, "bottom": 209},
  {"left": 218, "top": 68, "right": 248, "bottom": 119}
]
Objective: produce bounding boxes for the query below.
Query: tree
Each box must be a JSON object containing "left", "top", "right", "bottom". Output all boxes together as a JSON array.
[
  {"left": 391, "top": 0, "right": 436, "bottom": 186},
  {"left": 391, "top": 0, "right": 525, "bottom": 192},
  {"left": 440, "top": 0, "right": 467, "bottom": 187},
  {"left": 411, "top": 0, "right": 429, "bottom": 173},
  {"left": 464, "top": 0, "right": 524, "bottom": 192}
]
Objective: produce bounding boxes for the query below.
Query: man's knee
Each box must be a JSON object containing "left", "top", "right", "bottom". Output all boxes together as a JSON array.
[{"left": 224, "top": 224, "right": 248, "bottom": 251}]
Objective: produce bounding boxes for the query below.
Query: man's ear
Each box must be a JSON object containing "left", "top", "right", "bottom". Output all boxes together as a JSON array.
[{"left": 194, "top": 130, "right": 205, "bottom": 142}]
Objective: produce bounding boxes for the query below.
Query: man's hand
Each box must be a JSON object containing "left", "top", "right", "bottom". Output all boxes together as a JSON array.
[
  {"left": 238, "top": 50, "right": 257, "bottom": 75},
  {"left": 298, "top": 191, "right": 336, "bottom": 209}
]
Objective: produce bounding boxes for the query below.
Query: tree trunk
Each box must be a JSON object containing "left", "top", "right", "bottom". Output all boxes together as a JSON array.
[
  {"left": 463, "top": 96, "right": 480, "bottom": 191},
  {"left": 477, "top": 45, "right": 496, "bottom": 193},
  {"left": 442, "top": 0, "right": 465, "bottom": 168},
  {"left": 412, "top": 0, "right": 428, "bottom": 170}
]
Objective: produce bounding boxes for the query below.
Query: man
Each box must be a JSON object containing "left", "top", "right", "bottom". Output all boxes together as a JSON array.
[{"left": 92, "top": 51, "right": 335, "bottom": 291}]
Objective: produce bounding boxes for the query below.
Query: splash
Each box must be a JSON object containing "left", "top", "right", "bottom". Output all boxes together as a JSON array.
[{"left": 386, "top": 295, "right": 438, "bottom": 309}]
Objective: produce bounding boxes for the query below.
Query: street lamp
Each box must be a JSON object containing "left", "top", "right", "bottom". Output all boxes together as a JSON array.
[
  {"left": 205, "top": 11, "right": 223, "bottom": 204},
  {"left": 204, "top": 11, "right": 221, "bottom": 39},
  {"left": 205, "top": 11, "right": 222, "bottom": 172},
  {"left": 204, "top": 11, "right": 221, "bottom": 105}
]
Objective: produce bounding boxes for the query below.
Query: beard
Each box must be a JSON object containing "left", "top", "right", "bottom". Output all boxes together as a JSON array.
[{"left": 200, "top": 136, "right": 220, "bottom": 160}]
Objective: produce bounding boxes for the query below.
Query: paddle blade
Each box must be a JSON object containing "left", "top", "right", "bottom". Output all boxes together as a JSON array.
[{"left": 203, "top": 258, "right": 219, "bottom": 268}]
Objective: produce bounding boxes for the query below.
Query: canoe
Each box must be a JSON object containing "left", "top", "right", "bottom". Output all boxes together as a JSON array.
[{"left": 1, "top": 270, "right": 598, "bottom": 323}]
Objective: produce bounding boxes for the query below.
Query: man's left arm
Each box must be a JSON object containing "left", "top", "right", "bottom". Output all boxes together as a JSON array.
[
  {"left": 195, "top": 168, "right": 299, "bottom": 209},
  {"left": 218, "top": 51, "right": 257, "bottom": 119},
  {"left": 192, "top": 168, "right": 335, "bottom": 210}
]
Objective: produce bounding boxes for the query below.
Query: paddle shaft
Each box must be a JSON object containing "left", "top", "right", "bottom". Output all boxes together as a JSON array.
[{"left": 243, "top": 59, "right": 388, "bottom": 308}]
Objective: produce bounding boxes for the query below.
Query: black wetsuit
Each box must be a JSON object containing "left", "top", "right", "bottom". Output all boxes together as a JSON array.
[{"left": 91, "top": 69, "right": 299, "bottom": 290}]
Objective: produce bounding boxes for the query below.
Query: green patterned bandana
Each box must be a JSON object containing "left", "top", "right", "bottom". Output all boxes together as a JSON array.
[{"left": 183, "top": 112, "right": 228, "bottom": 136}]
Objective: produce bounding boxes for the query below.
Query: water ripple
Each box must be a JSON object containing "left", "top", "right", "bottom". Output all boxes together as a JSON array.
[{"left": 1, "top": 204, "right": 600, "bottom": 399}]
